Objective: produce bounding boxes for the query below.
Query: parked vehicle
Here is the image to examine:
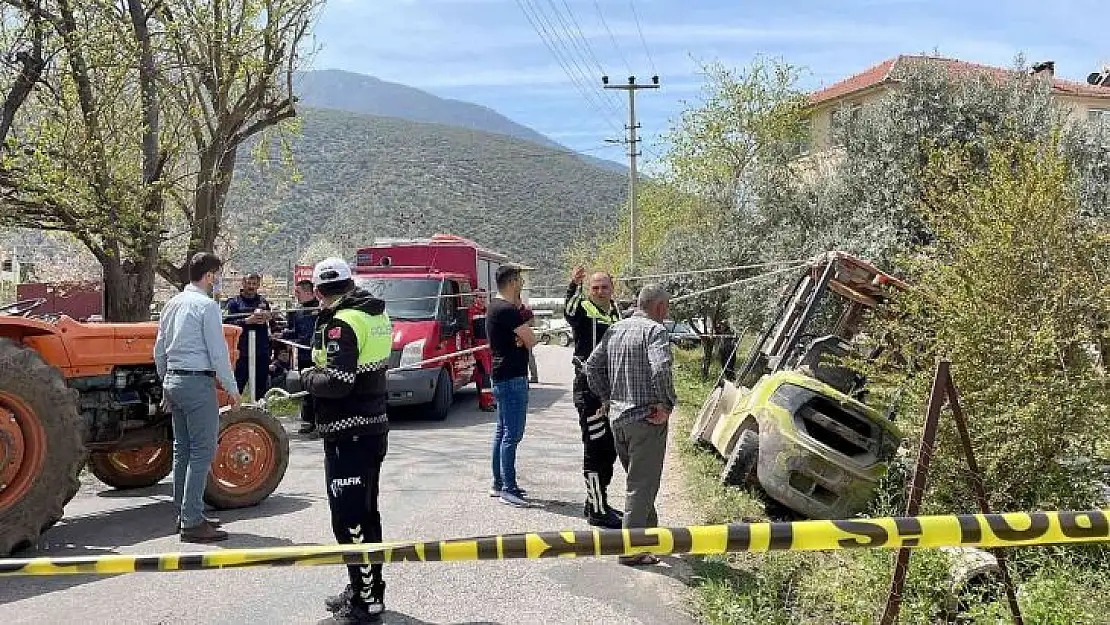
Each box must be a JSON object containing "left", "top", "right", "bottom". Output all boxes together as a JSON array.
[
  {"left": 689, "top": 251, "right": 907, "bottom": 519},
  {"left": 0, "top": 298, "right": 289, "bottom": 556},
  {"left": 351, "top": 234, "right": 528, "bottom": 420},
  {"left": 664, "top": 319, "right": 700, "bottom": 350},
  {"left": 536, "top": 318, "right": 573, "bottom": 347}
]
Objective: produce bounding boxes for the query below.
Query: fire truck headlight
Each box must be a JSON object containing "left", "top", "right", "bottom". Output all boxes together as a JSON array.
[{"left": 399, "top": 339, "right": 427, "bottom": 368}]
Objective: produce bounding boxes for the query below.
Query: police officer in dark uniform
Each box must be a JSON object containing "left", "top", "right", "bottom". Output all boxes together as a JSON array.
[
  {"left": 296, "top": 257, "right": 393, "bottom": 625},
  {"left": 563, "top": 265, "right": 623, "bottom": 529}
]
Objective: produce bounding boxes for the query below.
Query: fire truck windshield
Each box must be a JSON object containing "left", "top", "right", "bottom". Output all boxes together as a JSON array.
[{"left": 354, "top": 277, "right": 443, "bottom": 321}]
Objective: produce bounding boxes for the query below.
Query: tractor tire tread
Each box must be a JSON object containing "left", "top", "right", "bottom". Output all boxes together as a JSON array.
[{"left": 0, "top": 338, "right": 86, "bottom": 556}]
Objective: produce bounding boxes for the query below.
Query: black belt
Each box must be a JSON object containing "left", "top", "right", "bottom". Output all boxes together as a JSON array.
[{"left": 167, "top": 369, "right": 215, "bottom": 377}]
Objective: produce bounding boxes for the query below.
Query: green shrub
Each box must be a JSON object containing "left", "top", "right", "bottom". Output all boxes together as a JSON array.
[{"left": 869, "top": 134, "right": 1110, "bottom": 513}]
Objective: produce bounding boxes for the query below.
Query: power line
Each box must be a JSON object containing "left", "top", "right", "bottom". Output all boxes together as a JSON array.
[
  {"left": 528, "top": 0, "right": 623, "bottom": 121},
  {"left": 514, "top": 0, "right": 623, "bottom": 134},
  {"left": 627, "top": 0, "right": 657, "bottom": 76},
  {"left": 550, "top": 0, "right": 627, "bottom": 114},
  {"left": 592, "top": 0, "right": 631, "bottom": 75}
]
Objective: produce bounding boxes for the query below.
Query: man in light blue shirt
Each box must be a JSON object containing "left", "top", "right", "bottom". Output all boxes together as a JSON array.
[{"left": 154, "top": 252, "right": 241, "bottom": 543}]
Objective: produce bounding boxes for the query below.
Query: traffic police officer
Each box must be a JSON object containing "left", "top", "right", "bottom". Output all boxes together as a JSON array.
[
  {"left": 297, "top": 257, "right": 393, "bottom": 625},
  {"left": 564, "top": 265, "right": 623, "bottom": 529}
]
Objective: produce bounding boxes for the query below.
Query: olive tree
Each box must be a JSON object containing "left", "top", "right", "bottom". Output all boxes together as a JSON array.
[
  {"left": 870, "top": 134, "right": 1110, "bottom": 512},
  {"left": 0, "top": 0, "right": 320, "bottom": 320}
]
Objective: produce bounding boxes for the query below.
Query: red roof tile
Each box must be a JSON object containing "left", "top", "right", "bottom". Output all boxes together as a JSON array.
[{"left": 808, "top": 55, "right": 1110, "bottom": 105}]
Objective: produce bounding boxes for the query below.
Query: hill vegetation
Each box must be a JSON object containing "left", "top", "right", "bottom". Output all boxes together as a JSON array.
[
  {"left": 224, "top": 106, "right": 628, "bottom": 286},
  {"left": 293, "top": 69, "right": 627, "bottom": 174}
]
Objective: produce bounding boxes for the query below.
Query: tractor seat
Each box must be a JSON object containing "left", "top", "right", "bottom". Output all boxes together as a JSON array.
[{"left": 795, "top": 335, "right": 863, "bottom": 395}]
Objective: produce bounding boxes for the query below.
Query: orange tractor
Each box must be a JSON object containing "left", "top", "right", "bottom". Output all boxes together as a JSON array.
[{"left": 0, "top": 298, "right": 290, "bottom": 555}]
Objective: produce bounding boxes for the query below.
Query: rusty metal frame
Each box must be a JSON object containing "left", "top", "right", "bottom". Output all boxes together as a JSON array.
[{"left": 879, "top": 360, "right": 1023, "bottom": 625}]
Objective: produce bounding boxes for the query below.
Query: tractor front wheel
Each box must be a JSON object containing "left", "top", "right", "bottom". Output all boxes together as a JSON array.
[
  {"left": 88, "top": 442, "right": 173, "bottom": 489},
  {"left": 204, "top": 405, "right": 289, "bottom": 509},
  {"left": 0, "top": 338, "right": 86, "bottom": 556}
]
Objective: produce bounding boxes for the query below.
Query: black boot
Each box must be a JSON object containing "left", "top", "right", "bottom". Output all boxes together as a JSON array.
[
  {"left": 584, "top": 501, "right": 622, "bottom": 529},
  {"left": 324, "top": 585, "right": 353, "bottom": 613},
  {"left": 584, "top": 471, "right": 621, "bottom": 529},
  {"left": 317, "top": 600, "right": 381, "bottom": 625},
  {"left": 325, "top": 579, "right": 385, "bottom": 613}
]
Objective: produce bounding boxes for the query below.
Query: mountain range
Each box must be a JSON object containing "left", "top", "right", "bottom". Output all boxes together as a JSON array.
[
  {"left": 223, "top": 70, "right": 629, "bottom": 285},
  {"left": 3, "top": 69, "right": 630, "bottom": 291},
  {"left": 293, "top": 70, "right": 626, "bottom": 174}
]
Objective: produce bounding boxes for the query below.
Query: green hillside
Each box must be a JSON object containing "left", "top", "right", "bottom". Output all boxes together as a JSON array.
[{"left": 226, "top": 107, "right": 627, "bottom": 286}]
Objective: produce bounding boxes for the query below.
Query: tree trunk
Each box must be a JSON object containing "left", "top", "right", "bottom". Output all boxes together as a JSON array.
[
  {"left": 700, "top": 336, "right": 714, "bottom": 380},
  {"left": 101, "top": 255, "right": 156, "bottom": 322},
  {"left": 163, "top": 142, "right": 241, "bottom": 289}
]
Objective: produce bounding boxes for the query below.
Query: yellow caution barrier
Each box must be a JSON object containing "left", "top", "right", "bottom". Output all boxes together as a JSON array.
[{"left": 2, "top": 509, "right": 1107, "bottom": 577}]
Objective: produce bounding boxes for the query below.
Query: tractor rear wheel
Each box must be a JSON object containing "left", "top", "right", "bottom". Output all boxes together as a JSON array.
[
  {"left": 204, "top": 405, "right": 289, "bottom": 509},
  {"left": 0, "top": 338, "right": 86, "bottom": 556},
  {"left": 88, "top": 442, "right": 173, "bottom": 489}
]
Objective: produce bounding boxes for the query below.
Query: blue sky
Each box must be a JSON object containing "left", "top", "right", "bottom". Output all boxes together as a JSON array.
[{"left": 311, "top": 0, "right": 1108, "bottom": 166}]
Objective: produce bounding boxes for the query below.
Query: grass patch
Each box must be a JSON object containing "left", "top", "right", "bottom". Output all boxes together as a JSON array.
[{"left": 670, "top": 353, "right": 1110, "bottom": 625}]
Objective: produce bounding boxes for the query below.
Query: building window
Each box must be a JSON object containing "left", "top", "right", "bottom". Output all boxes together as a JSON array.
[
  {"left": 790, "top": 116, "right": 812, "bottom": 156},
  {"left": 1089, "top": 108, "right": 1110, "bottom": 125},
  {"left": 830, "top": 102, "right": 863, "bottom": 146}
]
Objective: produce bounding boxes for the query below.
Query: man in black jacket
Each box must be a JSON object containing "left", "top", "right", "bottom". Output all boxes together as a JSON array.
[
  {"left": 299, "top": 258, "right": 392, "bottom": 625},
  {"left": 283, "top": 279, "right": 319, "bottom": 434},
  {"left": 564, "top": 265, "right": 623, "bottom": 529}
]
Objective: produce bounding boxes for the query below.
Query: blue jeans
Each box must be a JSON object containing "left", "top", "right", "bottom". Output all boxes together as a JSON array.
[
  {"left": 164, "top": 373, "right": 220, "bottom": 528},
  {"left": 491, "top": 377, "right": 529, "bottom": 492}
]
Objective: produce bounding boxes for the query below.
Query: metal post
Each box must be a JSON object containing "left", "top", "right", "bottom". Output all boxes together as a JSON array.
[
  {"left": 880, "top": 360, "right": 948, "bottom": 625},
  {"left": 947, "top": 377, "right": 1024, "bottom": 625},
  {"left": 628, "top": 86, "right": 638, "bottom": 273},
  {"left": 247, "top": 329, "right": 257, "bottom": 403},
  {"left": 603, "top": 74, "right": 659, "bottom": 275}
]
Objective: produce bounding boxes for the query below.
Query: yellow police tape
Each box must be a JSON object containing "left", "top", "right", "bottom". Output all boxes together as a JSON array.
[{"left": 2, "top": 509, "right": 1107, "bottom": 577}]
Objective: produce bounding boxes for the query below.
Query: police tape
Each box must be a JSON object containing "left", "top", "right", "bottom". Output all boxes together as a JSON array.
[{"left": 1, "top": 510, "right": 1107, "bottom": 577}]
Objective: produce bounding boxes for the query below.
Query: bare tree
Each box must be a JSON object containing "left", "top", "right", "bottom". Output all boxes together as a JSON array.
[{"left": 156, "top": 0, "right": 321, "bottom": 287}]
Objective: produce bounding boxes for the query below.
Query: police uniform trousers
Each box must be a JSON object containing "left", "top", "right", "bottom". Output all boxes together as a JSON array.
[
  {"left": 572, "top": 371, "right": 618, "bottom": 516},
  {"left": 324, "top": 431, "right": 388, "bottom": 604}
]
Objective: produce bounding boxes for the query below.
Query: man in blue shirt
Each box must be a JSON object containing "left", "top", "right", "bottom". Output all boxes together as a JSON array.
[
  {"left": 225, "top": 273, "right": 275, "bottom": 400},
  {"left": 154, "top": 252, "right": 241, "bottom": 543}
]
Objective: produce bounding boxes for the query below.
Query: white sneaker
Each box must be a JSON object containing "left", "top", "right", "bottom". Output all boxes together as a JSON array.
[
  {"left": 489, "top": 486, "right": 526, "bottom": 498},
  {"left": 499, "top": 490, "right": 532, "bottom": 507}
]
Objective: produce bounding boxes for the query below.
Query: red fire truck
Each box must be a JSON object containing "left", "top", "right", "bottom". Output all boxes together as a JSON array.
[{"left": 350, "top": 234, "right": 524, "bottom": 420}]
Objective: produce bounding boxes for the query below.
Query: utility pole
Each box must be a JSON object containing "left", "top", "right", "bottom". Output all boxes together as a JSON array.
[{"left": 604, "top": 74, "right": 659, "bottom": 275}]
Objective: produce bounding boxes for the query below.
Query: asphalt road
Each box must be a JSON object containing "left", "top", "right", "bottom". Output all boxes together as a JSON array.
[{"left": 1, "top": 346, "right": 699, "bottom": 625}]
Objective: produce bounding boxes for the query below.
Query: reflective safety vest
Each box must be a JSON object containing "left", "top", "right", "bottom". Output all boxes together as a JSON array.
[
  {"left": 313, "top": 308, "right": 393, "bottom": 369},
  {"left": 580, "top": 298, "right": 621, "bottom": 325}
]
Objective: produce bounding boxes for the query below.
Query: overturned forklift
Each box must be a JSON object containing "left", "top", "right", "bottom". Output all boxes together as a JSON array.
[{"left": 690, "top": 251, "right": 907, "bottom": 519}]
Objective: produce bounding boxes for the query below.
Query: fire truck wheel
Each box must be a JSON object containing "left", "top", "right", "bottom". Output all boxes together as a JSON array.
[{"left": 428, "top": 368, "right": 453, "bottom": 421}]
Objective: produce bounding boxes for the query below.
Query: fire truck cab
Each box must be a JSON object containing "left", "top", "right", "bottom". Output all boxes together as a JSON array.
[{"left": 352, "top": 234, "right": 524, "bottom": 420}]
